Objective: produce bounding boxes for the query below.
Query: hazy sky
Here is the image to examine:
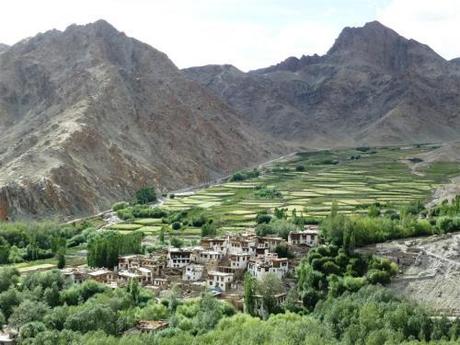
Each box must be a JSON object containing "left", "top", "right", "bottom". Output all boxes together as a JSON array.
[{"left": 0, "top": 0, "right": 459, "bottom": 71}]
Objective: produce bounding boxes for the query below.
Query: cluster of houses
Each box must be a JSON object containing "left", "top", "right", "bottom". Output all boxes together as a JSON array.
[{"left": 63, "top": 225, "right": 320, "bottom": 296}]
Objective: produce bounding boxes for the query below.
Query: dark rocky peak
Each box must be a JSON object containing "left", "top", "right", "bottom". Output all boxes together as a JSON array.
[
  {"left": 2, "top": 20, "right": 177, "bottom": 76},
  {"left": 326, "top": 20, "right": 444, "bottom": 73},
  {"left": 64, "top": 19, "right": 122, "bottom": 39},
  {"left": 251, "top": 54, "right": 322, "bottom": 74}
]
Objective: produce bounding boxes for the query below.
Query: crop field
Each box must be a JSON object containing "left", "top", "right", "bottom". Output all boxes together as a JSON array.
[{"left": 111, "top": 145, "right": 460, "bottom": 238}]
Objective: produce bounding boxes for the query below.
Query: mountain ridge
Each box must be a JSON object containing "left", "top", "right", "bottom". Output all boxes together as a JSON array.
[
  {"left": 0, "top": 20, "right": 282, "bottom": 220},
  {"left": 184, "top": 21, "right": 460, "bottom": 147}
]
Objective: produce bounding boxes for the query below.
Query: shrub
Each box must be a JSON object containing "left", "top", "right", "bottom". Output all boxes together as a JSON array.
[
  {"left": 112, "top": 202, "right": 129, "bottom": 212},
  {"left": 295, "top": 165, "right": 305, "bottom": 172},
  {"left": 172, "top": 222, "right": 181, "bottom": 231},
  {"left": 256, "top": 213, "right": 272, "bottom": 224},
  {"left": 255, "top": 187, "right": 282, "bottom": 199},
  {"left": 201, "top": 223, "right": 217, "bottom": 237},
  {"left": 135, "top": 187, "right": 157, "bottom": 205},
  {"left": 367, "top": 269, "right": 391, "bottom": 285}
]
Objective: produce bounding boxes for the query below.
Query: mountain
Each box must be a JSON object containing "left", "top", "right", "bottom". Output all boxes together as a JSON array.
[
  {"left": 0, "top": 44, "right": 8, "bottom": 53},
  {"left": 184, "top": 21, "right": 460, "bottom": 147},
  {"left": 0, "top": 20, "right": 280, "bottom": 220}
]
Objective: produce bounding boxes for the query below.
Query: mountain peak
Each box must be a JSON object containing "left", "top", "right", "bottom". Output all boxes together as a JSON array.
[
  {"left": 326, "top": 21, "right": 443, "bottom": 72},
  {"left": 64, "top": 19, "right": 121, "bottom": 37}
]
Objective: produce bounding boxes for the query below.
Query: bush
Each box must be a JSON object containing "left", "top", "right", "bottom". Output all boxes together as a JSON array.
[
  {"left": 255, "top": 187, "right": 282, "bottom": 199},
  {"left": 367, "top": 269, "right": 391, "bottom": 285},
  {"left": 135, "top": 187, "right": 157, "bottom": 205},
  {"left": 201, "top": 223, "right": 217, "bottom": 237},
  {"left": 229, "top": 169, "right": 260, "bottom": 182},
  {"left": 170, "top": 237, "right": 183, "bottom": 248},
  {"left": 172, "top": 222, "right": 181, "bottom": 231},
  {"left": 256, "top": 213, "right": 272, "bottom": 224},
  {"left": 191, "top": 215, "right": 207, "bottom": 227},
  {"left": 295, "top": 165, "right": 305, "bottom": 172},
  {"left": 112, "top": 202, "right": 129, "bottom": 212}
]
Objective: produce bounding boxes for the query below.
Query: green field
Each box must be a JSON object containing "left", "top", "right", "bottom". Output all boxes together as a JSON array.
[{"left": 112, "top": 146, "right": 460, "bottom": 237}]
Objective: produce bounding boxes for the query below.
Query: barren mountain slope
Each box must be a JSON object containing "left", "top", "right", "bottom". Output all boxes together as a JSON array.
[
  {"left": 184, "top": 21, "right": 460, "bottom": 147},
  {"left": 0, "top": 20, "right": 280, "bottom": 219}
]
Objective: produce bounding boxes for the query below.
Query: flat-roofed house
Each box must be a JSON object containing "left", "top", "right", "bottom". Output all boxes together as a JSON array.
[
  {"left": 229, "top": 253, "right": 251, "bottom": 270},
  {"left": 247, "top": 254, "right": 289, "bottom": 280},
  {"left": 207, "top": 271, "right": 234, "bottom": 292},
  {"left": 87, "top": 269, "right": 115, "bottom": 284},
  {"left": 288, "top": 225, "right": 320, "bottom": 246},
  {"left": 182, "top": 264, "right": 204, "bottom": 281},
  {"left": 195, "top": 250, "right": 223, "bottom": 265},
  {"left": 118, "top": 270, "right": 142, "bottom": 284},
  {"left": 167, "top": 248, "right": 192, "bottom": 268}
]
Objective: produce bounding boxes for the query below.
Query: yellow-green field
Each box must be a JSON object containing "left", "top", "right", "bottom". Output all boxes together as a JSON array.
[{"left": 110, "top": 146, "right": 460, "bottom": 238}]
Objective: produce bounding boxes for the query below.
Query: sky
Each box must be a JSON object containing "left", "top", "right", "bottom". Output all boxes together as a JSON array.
[{"left": 0, "top": 0, "right": 459, "bottom": 71}]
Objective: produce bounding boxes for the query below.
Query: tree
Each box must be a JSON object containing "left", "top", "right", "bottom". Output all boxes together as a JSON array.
[
  {"left": 159, "top": 226, "right": 166, "bottom": 244},
  {"left": 256, "top": 213, "right": 272, "bottom": 224},
  {"left": 19, "top": 321, "right": 47, "bottom": 340},
  {"left": 243, "top": 273, "right": 256, "bottom": 316},
  {"left": 9, "top": 300, "right": 49, "bottom": 328},
  {"left": 87, "top": 231, "right": 142, "bottom": 269},
  {"left": 135, "top": 187, "right": 157, "bottom": 205},
  {"left": 8, "top": 245, "right": 23, "bottom": 264},
  {"left": 57, "top": 248, "right": 66, "bottom": 269},
  {"left": 275, "top": 243, "right": 293, "bottom": 258},
  {"left": 0, "top": 236, "right": 10, "bottom": 264},
  {"left": 201, "top": 223, "right": 217, "bottom": 237},
  {"left": 170, "top": 237, "right": 183, "bottom": 248},
  {"left": 256, "top": 273, "right": 284, "bottom": 318},
  {"left": 0, "top": 267, "right": 19, "bottom": 293},
  {"left": 127, "top": 278, "right": 140, "bottom": 305},
  {"left": 0, "top": 288, "right": 21, "bottom": 319}
]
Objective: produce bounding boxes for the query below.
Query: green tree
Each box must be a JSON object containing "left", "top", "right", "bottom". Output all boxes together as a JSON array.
[
  {"left": 201, "top": 223, "right": 217, "bottom": 237},
  {"left": 9, "top": 300, "right": 49, "bottom": 328},
  {"left": 170, "top": 237, "right": 183, "bottom": 248},
  {"left": 57, "top": 248, "right": 66, "bottom": 269},
  {"left": 243, "top": 273, "right": 256, "bottom": 316},
  {"left": 159, "top": 226, "right": 166, "bottom": 244},
  {"left": 127, "top": 278, "right": 140, "bottom": 305},
  {"left": 135, "top": 187, "right": 157, "bottom": 204},
  {"left": 8, "top": 245, "right": 23, "bottom": 264},
  {"left": 256, "top": 273, "right": 284, "bottom": 319},
  {"left": 0, "top": 267, "right": 19, "bottom": 293},
  {"left": 0, "top": 236, "right": 10, "bottom": 264}
]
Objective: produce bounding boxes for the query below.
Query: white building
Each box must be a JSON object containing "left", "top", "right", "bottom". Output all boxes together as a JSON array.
[
  {"left": 247, "top": 254, "right": 289, "bottom": 280},
  {"left": 167, "top": 248, "right": 192, "bottom": 268},
  {"left": 229, "top": 253, "right": 251, "bottom": 270},
  {"left": 288, "top": 225, "right": 320, "bottom": 246},
  {"left": 207, "top": 271, "right": 234, "bottom": 292},
  {"left": 182, "top": 264, "right": 204, "bottom": 281},
  {"left": 195, "top": 250, "right": 222, "bottom": 265}
]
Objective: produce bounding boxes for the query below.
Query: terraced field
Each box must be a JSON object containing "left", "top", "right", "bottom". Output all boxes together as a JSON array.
[{"left": 111, "top": 146, "right": 460, "bottom": 238}]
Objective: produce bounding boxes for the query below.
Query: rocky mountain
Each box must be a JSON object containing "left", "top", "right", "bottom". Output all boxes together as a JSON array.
[
  {"left": 184, "top": 21, "right": 460, "bottom": 147},
  {"left": 0, "top": 20, "right": 280, "bottom": 219}
]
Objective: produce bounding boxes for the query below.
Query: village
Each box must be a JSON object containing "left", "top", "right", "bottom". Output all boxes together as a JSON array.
[{"left": 61, "top": 225, "right": 320, "bottom": 309}]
